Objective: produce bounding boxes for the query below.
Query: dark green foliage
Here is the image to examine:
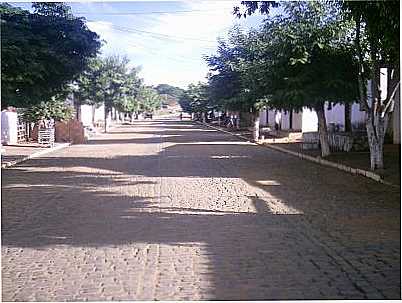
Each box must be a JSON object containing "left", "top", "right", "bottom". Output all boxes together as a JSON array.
[
  {"left": 343, "top": 1, "right": 399, "bottom": 66},
  {"left": 259, "top": 2, "right": 358, "bottom": 110},
  {"left": 204, "top": 2, "right": 358, "bottom": 114},
  {"left": 1, "top": 3, "right": 101, "bottom": 108},
  {"left": 137, "top": 87, "right": 162, "bottom": 112},
  {"left": 233, "top": 1, "right": 279, "bottom": 18},
  {"left": 179, "top": 83, "right": 212, "bottom": 114},
  {"left": 21, "top": 98, "right": 74, "bottom": 123}
]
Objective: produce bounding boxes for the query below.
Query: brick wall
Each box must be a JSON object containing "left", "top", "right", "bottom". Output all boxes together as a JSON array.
[{"left": 55, "top": 120, "right": 86, "bottom": 144}]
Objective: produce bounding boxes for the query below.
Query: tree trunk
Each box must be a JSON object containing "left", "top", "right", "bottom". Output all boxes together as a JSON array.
[
  {"left": 91, "top": 104, "right": 96, "bottom": 126},
  {"left": 344, "top": 103, "right": 352, "bottom": 132},
  {"left": 104, "top": 104, "right": 108, "bottom": 133},
  {"left": 366, "top": 111, "right": 389, "bottom": 170},
  {"left": 74, "top": 100, "right": 81, "bottom": 121},
  {"left": 289, "top": 110, "right": 293, "bottom": 130},
  {"left": 315, "top": 103, "right": 331, "bottom": 157},
  {"left": 252, "top": 110, "right": 260, "bottom": 141}
]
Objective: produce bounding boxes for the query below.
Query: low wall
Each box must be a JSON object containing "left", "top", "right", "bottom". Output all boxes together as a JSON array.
[{"left": 55, "top": 120, "right": 86, "bottom": 144}]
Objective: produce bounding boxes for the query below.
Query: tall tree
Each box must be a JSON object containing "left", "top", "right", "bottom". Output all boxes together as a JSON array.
[
  {"left": 74, "top": 58, "right": 105, "bottom": 124},
  {"left": 98, "top": 55, "right": 129, "bottom": 132},
  {"left": 0, "top": 3, "right": 101, "bottom": 108},
  {"left": 343, "top": 1, "right": 400, "bottom": 169},
  {"left": 113, "top": 68, "right": 144, "bottom": 121},
  {"left": 255, "top": 2, "right": 357, "bottom": 156},
  {"left": 181, "top": 83, "right": 212, "bottom": 122},
  {"left": 236, "top": 0, "right": 400, "bottom": 169},
  {"left": 205, "top": 29, "right": 264, "bottom": 137},
  {"left": 137, "top": 87, "right": 162, "bottom": 113}
]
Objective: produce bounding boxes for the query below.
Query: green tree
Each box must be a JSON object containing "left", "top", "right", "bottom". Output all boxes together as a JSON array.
[
  {"left": 21, "top": 97, "right": 74, "bottom": 124},
  {"left": 205, "top": 28, "right": 266, "bottom": 137},
  {"left": 343, "top": 1, "right": 400, "bottom": 170},
  {"left": 137, "top": 86, "right": 162, "bottom": 113},
  {"left": 236, "top": 0, "right": 400, "bottom": 169},
  {"left": 73, "top": 58, "right": 105, "bottom": 124},
  {"left": 181, "top": 83, "right": 212, "bottom": 122},
  {"left": 98, "top": 55, "right": 129, "bottom": 132},
  {"left": 205, "top": 33, "right": 246, "bottom": 114},
  {"left": 0, "top": 3, "right": 101, "bottom": 108},
  {"left": 114, "top": 67, "right": 143, "bottom": 121},
  {"left": 252, "top": 2, "right": 357, "bottom": 155},
  {"left": 32, "top": 2, "right": 73, "bottom": 18}
]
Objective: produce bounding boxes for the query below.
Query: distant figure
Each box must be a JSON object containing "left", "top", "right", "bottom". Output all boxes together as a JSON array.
[{"left": 180, "top": 113, "right": 183, "bottom": 120}]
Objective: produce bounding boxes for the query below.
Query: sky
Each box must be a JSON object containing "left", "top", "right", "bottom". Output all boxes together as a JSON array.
[{"left": 11, "top": 1, "right": 267, "bottom": 89}]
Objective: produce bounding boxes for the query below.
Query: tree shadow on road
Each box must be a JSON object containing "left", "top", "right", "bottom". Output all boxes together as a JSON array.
[{"left": 1, "top": 120, "right": 400, "bottom": 300}]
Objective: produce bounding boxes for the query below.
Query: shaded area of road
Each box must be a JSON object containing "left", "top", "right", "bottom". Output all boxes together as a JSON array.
[{"left": 2, "top": 118, "right": 400, "bottom": 300}]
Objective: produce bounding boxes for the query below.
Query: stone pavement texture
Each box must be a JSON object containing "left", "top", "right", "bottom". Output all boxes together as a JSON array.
[
  {"left": 2, "top": 118, "right": 400, "bottom": 301},
  {"left": 1, "top": 143, "right": 69, "bottom": 168},
  {"left": 1, "top": 144, "right": 49, "bottom": 165}
]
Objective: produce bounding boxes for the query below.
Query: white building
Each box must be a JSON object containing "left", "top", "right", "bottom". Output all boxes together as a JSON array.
[
  {"left": 1, "top": 110, "right": 18, "bottom": 144},
  {"left": 258, "top": 98, "right": 400, "bottom": 144},
  {"left": 259, "top": 102, "right": 367, "bottom": 132},
  {"left": 80, "top": 104, "right": 107, "bottom": 127}
]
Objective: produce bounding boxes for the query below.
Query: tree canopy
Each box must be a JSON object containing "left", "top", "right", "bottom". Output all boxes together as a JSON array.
[
  {"left": 229, "top": 0, "right": 400, "bottom": 168},
  {"left": 1, "top": 2, "right": 101, "bottom": 108},
  {"left": 179, "top": 83, "right": 212, "bottom": 114}
]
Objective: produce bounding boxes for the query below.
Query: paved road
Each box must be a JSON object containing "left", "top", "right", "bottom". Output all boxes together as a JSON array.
[{"left": 2, "top": 119, "right": 400, "bottom": 300}]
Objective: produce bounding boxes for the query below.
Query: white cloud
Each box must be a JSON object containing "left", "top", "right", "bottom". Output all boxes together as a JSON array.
[
  {"left": 84, "top": 1, "right": 265, "bottom": 88},
  {"left": 87, "top": 20, "right": 113, "bottom": 34}
]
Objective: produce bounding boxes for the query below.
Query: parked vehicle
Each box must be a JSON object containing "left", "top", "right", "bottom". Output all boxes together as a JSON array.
[{"left": 144, "top": 112, "right": 153, "bottom": 119}]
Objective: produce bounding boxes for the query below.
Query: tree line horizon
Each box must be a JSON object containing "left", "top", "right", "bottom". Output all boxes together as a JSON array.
[{"left": 1, "top": 1, "right": 399, "bottom": 170}]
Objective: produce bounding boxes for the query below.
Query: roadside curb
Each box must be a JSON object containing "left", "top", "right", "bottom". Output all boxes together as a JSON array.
[
  {"left": 196, "top": 121, "right": 254, "bottom": 142},
  {"left": 1, "top": 142, "right": 72, "bottom": 169},
  {"left": 196, "top": 121, "right": 399, "bottom": 188}
]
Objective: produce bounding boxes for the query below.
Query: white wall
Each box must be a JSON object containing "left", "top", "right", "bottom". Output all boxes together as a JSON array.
[
  {"left": 281, "top": 111, "right": 290, "bottom": 130},
  {"left": 260, "top": 109, "right": 302, "bottom": 130},
  {"left": 351, "top": 103, "right": 366, "bottom": 125},
  {"left": 80, "top": 104, "right": 93, "bottom": 126},
  {"left": 325, "top": 103, "right": 345, "bottom": 129},
  {"left": 259, "top": 110, "right": 268, "bottom": 126},
  {"left": 302, "top": 108, "right": 318, "bottom": 132},
  {"left": 1, "top": 111, "right": 18, "bottom": 144},
  {"left": 292, "top": 111, "right": 302, "bottom": 130},
  {"left": 261, "top": 102, "right": 367, "bottom": 134},
  {"left": 268, "top": 110, "right": 276, "bottom": 127},
  {"left": 80, "top": 104, "right": 108, "bottom": 126}
]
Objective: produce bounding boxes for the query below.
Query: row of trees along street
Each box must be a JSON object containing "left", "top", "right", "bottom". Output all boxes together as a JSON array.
[
  {"left": 179, "top": 1, "right": 399, "bottom": 170},
  {"left": 1, "top": 2, "right": 164, "bottom": 135}
]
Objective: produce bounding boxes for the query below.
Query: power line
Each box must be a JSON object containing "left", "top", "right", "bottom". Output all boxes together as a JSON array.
[
  {"left": 76, "top": 9, "right": 218, "bottom": 15},
  {"left": 110, "top": 24, "right": 217, "bottom": 44},
  {"left": 87, "top": 19, "right": 218, "bottom": 44},
  {"left": 119, "top": 39, "right": 209, "bottom": 64}
]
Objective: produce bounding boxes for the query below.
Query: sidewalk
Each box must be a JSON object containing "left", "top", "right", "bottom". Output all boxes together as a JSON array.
[
  {"left": 202, "top": 121, "right": 400, "bottom": 187},
  {"left": 1, "top": 142, "right": 71, "bottom": 168},
  {"left": 263, "top": 141, "right": 400, "bottom": 186}
]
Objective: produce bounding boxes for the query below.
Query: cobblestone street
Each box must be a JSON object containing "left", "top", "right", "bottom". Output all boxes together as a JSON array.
[{"left": 2, "top": 118, "right": 400, "bottom": 300}]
